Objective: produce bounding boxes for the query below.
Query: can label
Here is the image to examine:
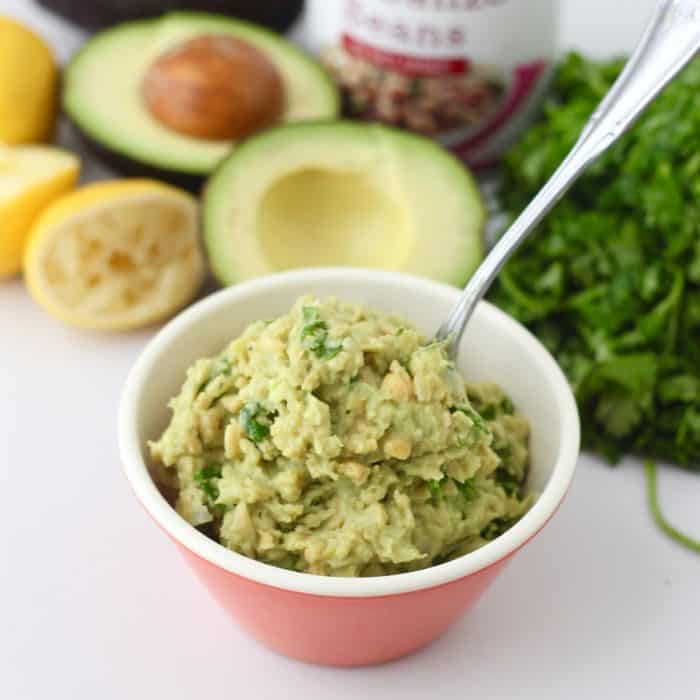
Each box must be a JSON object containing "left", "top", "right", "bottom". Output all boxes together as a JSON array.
[{"left": 322, "top": 0, "right": 557, "bottom": 166}]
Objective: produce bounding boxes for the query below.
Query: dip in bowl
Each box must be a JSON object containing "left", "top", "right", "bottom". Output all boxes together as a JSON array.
[
  {"left": 119, "top": 268, "right": 580, "bottom": 666},
  {"left": 150, "top": 295, "right": 534, "bottom": 576}
]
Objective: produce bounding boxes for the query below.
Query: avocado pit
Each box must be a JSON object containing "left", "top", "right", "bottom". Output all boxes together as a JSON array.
[{"left": 142, "top": 34, "right": 284, "bottom": 141}]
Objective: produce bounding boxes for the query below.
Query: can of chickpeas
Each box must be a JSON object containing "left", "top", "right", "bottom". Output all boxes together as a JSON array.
[{"left": 306, "top": 0, "right": 558, "bottom": 167}]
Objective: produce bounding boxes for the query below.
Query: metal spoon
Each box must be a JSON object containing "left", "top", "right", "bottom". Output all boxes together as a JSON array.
[{"left": 436, "top": 0, "right": 700, "bottom": 359}]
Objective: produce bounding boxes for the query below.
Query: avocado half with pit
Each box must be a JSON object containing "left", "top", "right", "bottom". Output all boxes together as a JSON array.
[
  {"left": 62, "top": 12, "right": 340, "bottom": 188},
  {"left": 203, "top": 122, "right": 485, "bottom": 285}
]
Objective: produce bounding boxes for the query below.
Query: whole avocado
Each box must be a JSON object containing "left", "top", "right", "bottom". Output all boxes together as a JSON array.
[{"left": 35, "top": 0, "right": 304, "bottom": 33}]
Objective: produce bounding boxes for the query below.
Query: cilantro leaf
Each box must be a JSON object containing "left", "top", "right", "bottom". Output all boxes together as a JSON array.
[
  {"left": 480, "top": 404, "right": 497, "bottom": 421},
  {"left": 300, "top": 306, "right": 344, "bottom": 360},
  {"left": 429, "top": 479, "right": 443, "bottom": 496},
  {"left": 195, "top": 358, "right": 232, "bottom": 396},
  {"left": 494, "top": 468, "right": 521, "bottom": 498},
  {"left": 453, "top": 405, "right": 489, "bottom": 436},
  {"left": 194, "top": 465, "right": 222, "bottom": 505},
  {"left": 429, "top": 477, "right": 479, "bottom": 503},
  {"left": 239, "top": 402, "right": 275, "bottom": 443},
  {"left": 481, "top": 516, "right": 518, "bottom": 541},
  {"left": 458, "top": 478, "right": 479, "bottom": 502}
]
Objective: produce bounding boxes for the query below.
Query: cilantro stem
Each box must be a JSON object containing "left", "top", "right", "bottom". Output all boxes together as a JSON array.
[{"left": 644, "top": 460, "right": 700, "bottom": 554}]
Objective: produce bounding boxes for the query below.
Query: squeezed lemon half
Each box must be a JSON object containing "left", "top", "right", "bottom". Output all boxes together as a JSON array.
[{"left": 24, "top": 180, "right": 206, "bottom": 331}]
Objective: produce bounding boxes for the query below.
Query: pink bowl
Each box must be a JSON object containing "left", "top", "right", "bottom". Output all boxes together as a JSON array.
[{"left": 118, "top": 269, "right": 580, "bottom": 666}]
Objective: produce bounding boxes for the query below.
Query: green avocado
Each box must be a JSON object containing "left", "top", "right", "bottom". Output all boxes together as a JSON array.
[
  {"left": 62, "top": 12, "right": 340, "bottom": 184},
  {"left": 203, "top": 121, "right": 486, "bottom": 286}
]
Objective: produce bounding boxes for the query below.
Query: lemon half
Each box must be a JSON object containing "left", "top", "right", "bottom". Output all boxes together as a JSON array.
[
  {"left": 0, "top": 144, "right": 79, "bottom": 279},
  {"left": 24, "top": 180, "right": 206, "bottom": 331}
]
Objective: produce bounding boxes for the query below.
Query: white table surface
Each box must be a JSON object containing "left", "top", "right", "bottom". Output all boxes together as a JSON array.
[{"left": 1, "top": 1, "right": 698, "bottom": 698}]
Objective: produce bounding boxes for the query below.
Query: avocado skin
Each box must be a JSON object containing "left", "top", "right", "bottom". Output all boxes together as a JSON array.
[
  {"left": 35, "top": 0, "right": 304, "bottom": 33},
  {"left": 65, "top": 121, "right": 206, "bottom": 193}
]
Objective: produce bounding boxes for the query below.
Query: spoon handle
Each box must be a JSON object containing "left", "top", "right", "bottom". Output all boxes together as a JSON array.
[{"left": 437, "top": 0, "right": 700, "bottom": 359}]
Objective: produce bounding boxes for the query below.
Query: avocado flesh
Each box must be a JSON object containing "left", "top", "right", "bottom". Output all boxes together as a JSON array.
[
  {"left": 62, "top": 13, "right": 339, "bottom": 178},
  {"left": 204, "top": 122, "right": 485, "bottom": 286},
  {"left": 259, "top": 168, "right": 411, "bottom": 270}
]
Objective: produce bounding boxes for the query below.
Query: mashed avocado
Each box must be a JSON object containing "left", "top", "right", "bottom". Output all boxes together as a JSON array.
[{"left": 150, "top": 296, "right": 532, "bottom": 576}]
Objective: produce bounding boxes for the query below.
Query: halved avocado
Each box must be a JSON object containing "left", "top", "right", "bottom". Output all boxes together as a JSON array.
[
  {"left": 62, "top": 13, "right": 339, "bottom": 185},
  {"left": 203, "top": 122, "right": 485, "bottom": 286}
]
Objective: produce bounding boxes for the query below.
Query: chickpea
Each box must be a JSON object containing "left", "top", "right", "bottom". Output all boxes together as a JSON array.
[
  {"left": 199, "top": 410, "right": 221, "bottom": 445},
  {"left": 230, "top": 503, "right": 256, "bottom": 556},
  {"left": 186, "top": 433, "right": 203, "bottom": 455},
  {"left": 338, "top": 460, "right": 370, "bottom": 485},
  {"left": 384, "top": 436, "right": 412, "bottom": 460},
  {"left": 381, "top": 372, "right": 414, "bottom": 402},
  {"left": 220, "top": 395, "right": 243, "bottom": 413},
  {"left": 224, "top": 420, "right": 242, "bottom": 458},
  {"left": 258, "top": 336, "right": 284, "bottom": 354},
  {"left": 258, "top": 531, "right": 276, "bottom": 550}
]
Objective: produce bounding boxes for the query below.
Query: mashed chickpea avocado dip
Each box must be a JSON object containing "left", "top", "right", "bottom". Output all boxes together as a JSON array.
[{"left": 150, "top": 297, "right": 532, "bottom": 576}]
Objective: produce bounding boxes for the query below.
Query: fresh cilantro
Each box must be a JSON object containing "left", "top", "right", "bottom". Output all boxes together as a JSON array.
[
  {"left": 300, "top": 306, "right": 344, "bottom": 360},
  {"left": 197, "top": 479, "right": 219, "bottom": 502},
  {"left": 239, "top": 402, "right": 275, "bottom": 443},
  {"left": 300, "top": 307, "right": 326, "bottom": 339},
  {"left": 480, "top": 404, "right": 497, "bottom": 421},
  {"left": 490, "top": 52, "right": 700, "bottom": 473},
  {"left": 489, "top": 53, "right": 700, "bottom": 548},
  {"left": 197, "top": 464, "right": 221, "bottom": 480},
  {"left": 314, "top": 337, "right": 343, "bottom": 360},
  {"left": 210, "top": 503, "right": 228, "bottom": 518},
  {"left": 458, "top": 478, "right": 479, "bottom": 502},
  {"left": 429, "top": 477, "right": 479, "bottom": 503},
  {"left": 194, "top": 465, "right": 222, "bottom": 504},
  {"left": 195, "top": 358, "right": 232, "bottom": 396},
  {"left": 429, "top": 479, "right": 444, "bottom": 496},
  {"left": 494, "top": 468, "right": 521, "bottom": 498},
  {"left": 645, "top": 460, "right": 700, "bottom": 553},
  {"left": 496, "top": 444, "right": 512, "bottom": 464},
  {"left": 453, "top": 405, "right": 489, "bottom": 436},
  {"left": 481, "top": 516, "right": 518, "bottom": 541}
]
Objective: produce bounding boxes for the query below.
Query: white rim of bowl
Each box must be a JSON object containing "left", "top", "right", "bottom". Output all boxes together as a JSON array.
[{"left": 118, "top": 268, "right": 580, "bottom": 598}]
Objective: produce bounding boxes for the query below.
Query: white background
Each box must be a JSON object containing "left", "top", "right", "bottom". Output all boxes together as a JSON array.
[{"left": 2, "top": 1, "right": 699, "bottom": 699}]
